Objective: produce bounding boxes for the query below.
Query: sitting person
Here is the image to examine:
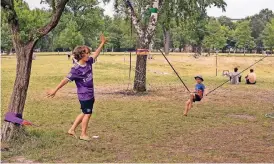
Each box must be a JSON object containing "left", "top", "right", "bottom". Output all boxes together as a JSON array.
[
  {"left": 245, "top": 69, "right": 256, "bottom": 84},
  {"left": 226, "top": 67, "right": 241, "bottom": 84}
]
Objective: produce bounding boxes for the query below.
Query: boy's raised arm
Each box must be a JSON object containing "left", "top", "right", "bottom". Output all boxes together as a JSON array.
[
  {"left": 91, "top": 34, "right": 107, "bottom": 60},
  {"left": 47, "top": 78, "right": 69, "bottom": 98}
]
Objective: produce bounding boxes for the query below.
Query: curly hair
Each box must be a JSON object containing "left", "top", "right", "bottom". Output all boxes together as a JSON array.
[{"left": 73, "top": 45, "right": 91, "bottom": 61}]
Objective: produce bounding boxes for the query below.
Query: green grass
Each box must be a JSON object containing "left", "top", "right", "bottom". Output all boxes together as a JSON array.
[{"left": 1, "top": 54, "right": 274, "bottom": 162}]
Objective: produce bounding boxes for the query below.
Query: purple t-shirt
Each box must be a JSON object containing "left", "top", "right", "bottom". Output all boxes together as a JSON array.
[{"left": 66, "top": 57, "right": 94, "bottom": 101}]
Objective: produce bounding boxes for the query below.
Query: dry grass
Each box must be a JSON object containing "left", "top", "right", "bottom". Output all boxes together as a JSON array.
[{"left": 1, "top": 54, "right": 274, "bottom": 162}]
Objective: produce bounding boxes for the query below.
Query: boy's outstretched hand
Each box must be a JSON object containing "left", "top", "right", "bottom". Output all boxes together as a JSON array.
[
  {"left": 100, "top": 34, "right": 107, "bottom": 44},
  {"left": 47, "top": 90, "right": 57, "bottom": 98}
]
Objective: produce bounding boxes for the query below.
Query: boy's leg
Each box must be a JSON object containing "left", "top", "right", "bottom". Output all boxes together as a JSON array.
[
  {"left": 189, "top": 94, "right": 195, "bottom": 108},
  {"left": 184, "top": 94, "right": 195, "bottom": 116},
  {"left": 184, "top": 99, "right": 191, "bottom": 116},
  {"left": 68, "top": 113, "right": 84, "bottom": 134},
  {"left": 81, "top": 114, "right": 92, "bottom": 137}
]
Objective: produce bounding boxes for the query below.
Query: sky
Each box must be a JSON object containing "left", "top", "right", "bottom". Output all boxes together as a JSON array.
[{"left": 25, "top": 0, "right": 274, "bottom": 19}]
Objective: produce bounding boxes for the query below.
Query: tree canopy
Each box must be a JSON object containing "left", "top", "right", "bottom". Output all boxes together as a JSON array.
[
  {"left": 203, "top": 19, "right": 227, "bottom": 51},
  {"left": 1, "top": 1, "right": 273, "bottom": 53},
  {"left": 234, "top": 21, "right": 255, "bottom": 51},
  {"left": 262, "top": 18, "right": 274, "bottom": 49}
]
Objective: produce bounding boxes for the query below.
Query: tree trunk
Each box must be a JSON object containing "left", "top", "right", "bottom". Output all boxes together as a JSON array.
[
  {"left": 208, "top": 48, "right": 211, "bottom": 56},
  {"left": 197, "top": 45, "right": 202, "bottom": 55},
  {"left": 129, "top": 0, "right": 160, "bottom": 92},
  {"left": 134, "top": 42, "right": 148, "bottom": 92},
  {"left": 148, "top": 40, "right": 154, "bottom": 59},
  {"left": 163, "top": 27, "right": 170, "bottom": 55},
  {"left": 1, "top": 43, "right": 34, "bottom": 141},
  {"left": 216, "top": 52, "right": 218, "bottom": 76},
  {"left": 1, "top": 0, "right": 68, "bottom": 142},
  {"left": 7, "top": 48, "right": 12, "bottom": 55},
  {"left": 179, "top": 43, "right": 183, "bottom": 52}
]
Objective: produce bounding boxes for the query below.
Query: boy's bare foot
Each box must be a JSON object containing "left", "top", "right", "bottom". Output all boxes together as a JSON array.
[
  {"left": 68, "top": 130, "right": 77, "bottom": 138},
  {"left": 183, "top": 113, "right": 187, "bottom": 116}
]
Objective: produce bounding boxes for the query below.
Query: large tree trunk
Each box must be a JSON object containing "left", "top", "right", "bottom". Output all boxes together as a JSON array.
[
  {"left": 134, "top": 39, "right": 148, "bottom": 91},
  {"left": 134, "top": 55, "right": 148, "bottom": 92},
  {"left": 127, "top": 0, "right": 160, "bottom": 92},
  {"left": 2, "top": 43, "right": 34, "bottom": 141},
  {"left": 1, "top": 0, "right": 68, "bottom": 142}
]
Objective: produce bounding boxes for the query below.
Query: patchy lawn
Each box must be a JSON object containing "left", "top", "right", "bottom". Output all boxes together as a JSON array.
[{"left": 1, "top": 54, "right": 274, "bottom": 162}]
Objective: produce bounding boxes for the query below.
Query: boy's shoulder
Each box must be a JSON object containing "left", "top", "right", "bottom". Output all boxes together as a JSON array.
[
  {"left": 69, "top": 64, "right": 82, "bottom": 74},
  {"left": 72, "top": 63, "right": 80, "bottom": 69}
]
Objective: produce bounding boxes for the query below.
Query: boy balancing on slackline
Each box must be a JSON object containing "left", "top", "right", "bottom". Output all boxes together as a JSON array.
[
  {"left": 47, "top": 34, "right": 106, "bottom": 141},
  {"left": 183, "top": 75, "right": 205, "bottom": 116}
]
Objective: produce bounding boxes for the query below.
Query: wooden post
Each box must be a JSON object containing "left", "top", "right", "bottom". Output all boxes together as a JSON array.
[{"left": 216, "top": 52, "right": 218, "bottom": 76}]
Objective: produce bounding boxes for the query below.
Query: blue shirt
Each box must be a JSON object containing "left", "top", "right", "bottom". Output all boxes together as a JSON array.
[{"left": 195, "top": 83, "right": 205, "bottom": 96}]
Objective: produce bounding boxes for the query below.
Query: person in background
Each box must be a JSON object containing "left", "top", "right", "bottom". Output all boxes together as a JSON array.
[
  {"left": 67, "top": 51, "right": 71, "bottom": 60},
  {"left": 228, "top": 67, "right": 241, "bottom": 84},
  {"left": 224, "top": 67, "right": 242, "bottom": 84},
  {"left": 245, "top": 69, "right": 256, "bottom": 84}
]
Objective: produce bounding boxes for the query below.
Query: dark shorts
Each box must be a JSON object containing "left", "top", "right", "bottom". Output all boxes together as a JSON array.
[
  {"left": 79, "top": 98, "right": 95, "bottom": 114},
  {"left": 193, "top": 94, "right": 202, "bottom": 102},
  {"left": 246, "top": 79, "right": 256, "bottom": 84}
]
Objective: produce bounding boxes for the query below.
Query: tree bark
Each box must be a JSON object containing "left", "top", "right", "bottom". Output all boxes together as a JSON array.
[
  {"left": 7, "top": 49, "right": 11, "bottom": 55},
  {"left": 134, "top": 54, "right": 148, "bottom": 92},
  {"left": 163, "top": 27, "right": 170, "bottom": 55},
  {"left": 1, "top": 43, "right": 35, "bottom": 141},
  {"left": 197, "top": 44, "right": 202, "bottom": 55},
  {"left": 148, "top": 40, "right": 154, "bottom": 59}
]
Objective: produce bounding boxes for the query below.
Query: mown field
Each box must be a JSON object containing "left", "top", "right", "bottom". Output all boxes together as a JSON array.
[{"left": 1, "top": 53, "right": 274, "bottom": 162}]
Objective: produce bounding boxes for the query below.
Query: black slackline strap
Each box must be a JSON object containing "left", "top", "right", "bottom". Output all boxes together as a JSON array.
[{"left": 159, "top": 49, "right": 191, "bottom": 93}]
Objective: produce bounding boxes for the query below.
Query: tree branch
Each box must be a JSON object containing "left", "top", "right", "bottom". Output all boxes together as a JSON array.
[
  {"left": 145, "top": 0, "right": 160, "bottom": 44},
  {"left": 124, "top": 0, "right": 144, "bottom": 39},
  {"left": 77, "top": 20, "right": 86, "bottom": 31},
  {"left": 1, "top": 0, "right": 20, "bottom": 41},
  {"left": 1, "top": 0, "right": 12, "bottom": 8},
  {"left": 35, "top": 0, "right": 69, "bottom": 40}
]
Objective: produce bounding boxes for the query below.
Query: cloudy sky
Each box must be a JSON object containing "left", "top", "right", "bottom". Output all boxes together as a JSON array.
[{"left": 25, "top": 0, "right": 274, "bottom": 19}]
